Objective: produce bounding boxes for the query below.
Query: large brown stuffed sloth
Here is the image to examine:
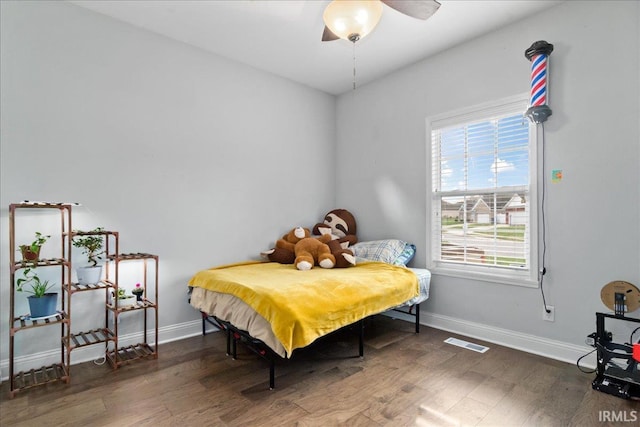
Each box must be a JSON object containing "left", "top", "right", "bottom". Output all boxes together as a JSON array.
[
  {"left": 312, "top": 208, "right": 357, "bottom": 268},
  {"left": 275, "top": 227, "right": 335, "bottom": 271}
]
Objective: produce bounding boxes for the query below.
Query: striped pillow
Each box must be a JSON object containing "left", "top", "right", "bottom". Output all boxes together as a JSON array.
[{"left": 352, "top": 239, "right": 415, "bottom": 266}]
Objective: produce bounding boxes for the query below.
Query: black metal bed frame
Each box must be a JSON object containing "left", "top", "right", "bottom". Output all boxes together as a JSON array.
[
  {"left": 200, "top": 303, "right": 421, "bottom": 389},
  {"left": 392, "top": 303, "right": 421, "bottom": 333}
]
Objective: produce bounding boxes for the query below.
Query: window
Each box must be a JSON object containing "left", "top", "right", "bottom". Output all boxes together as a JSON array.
[{"left": 427, "top": 95, "right": 538, "bottom": 287}]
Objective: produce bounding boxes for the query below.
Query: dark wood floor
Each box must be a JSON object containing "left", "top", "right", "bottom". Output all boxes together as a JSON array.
[{"left": 1, "top": 316, "right": 638, "bottom": 426}]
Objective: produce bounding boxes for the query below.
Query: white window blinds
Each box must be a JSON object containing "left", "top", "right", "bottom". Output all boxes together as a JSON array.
[{"left": 428, "top": 96, "right": 538, "bottom": 285}]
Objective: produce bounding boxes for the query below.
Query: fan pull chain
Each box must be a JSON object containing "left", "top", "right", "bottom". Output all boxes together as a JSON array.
[{"left": 352, "top": 41, "right": 357, "bottom": 91}]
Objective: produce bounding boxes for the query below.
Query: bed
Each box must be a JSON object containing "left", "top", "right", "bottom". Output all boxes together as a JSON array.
[{"left": 188, "top": 239, "right": 431, "bottom": 388}]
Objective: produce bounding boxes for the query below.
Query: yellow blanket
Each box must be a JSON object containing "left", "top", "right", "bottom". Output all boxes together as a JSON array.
[{"left": 188, "top": 261, "right": 419, "bottom": 356}]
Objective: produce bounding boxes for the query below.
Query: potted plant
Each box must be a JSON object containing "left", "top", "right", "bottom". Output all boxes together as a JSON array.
[
  {"left": 131, "top": 283, "right": 145, "bottom": 302},
  {"left": 115, "top": 288, "right": 136, "bottom": 308},
  {"left": 72, "top": 227, "right": 105, "bottom": 285},
  {"left": 17, "top": 267, "right": 57, "bottom": 318},
  {"left": 18, "top": 232, "right": 50, "bottom": 262}
]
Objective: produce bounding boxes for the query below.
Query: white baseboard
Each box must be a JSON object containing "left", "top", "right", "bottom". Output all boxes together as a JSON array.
[
  {"left": 1, "top": 311, "right": 596, "bottom": 384},
  {"left": 384, "top": 310, "right": 597, "bottom": 370},
  {"left": 0, "top": 318, "right": 220, "bottom": 382}
]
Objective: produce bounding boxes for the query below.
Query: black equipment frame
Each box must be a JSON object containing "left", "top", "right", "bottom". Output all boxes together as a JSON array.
[{"left": 592, "top": 312, "right": 640, "bottom": 400}]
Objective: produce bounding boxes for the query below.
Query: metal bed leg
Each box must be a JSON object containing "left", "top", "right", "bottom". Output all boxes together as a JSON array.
[
  {"left": 226, "top": 328, "right": 231, "bottom": 356},
  {"left": 359, "top": 319, "right": 364, "bottom": 357},
  {"left": 232, "top": 333, "right": 238, "bottom": 359},
  {"left": 269, "top": 360, "right": 275, "bottom": 390},
  {"left": 415, "top": 303, "right": 420, "bottom": 333},
  {"left": 201, "top": 312, "right": 224, "bottom": 336}
]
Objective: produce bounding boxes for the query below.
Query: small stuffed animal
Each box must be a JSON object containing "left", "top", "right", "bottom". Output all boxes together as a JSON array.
[
  {"left": 274, "top": 227, "right": 309, "bottom": 253},
  {"left": 312, "top": 209, "right": 358, "bottom": 268},
  {"left": 274, "top": 227, "right": 335, "bottom": 270},
  {"left": 261, "top": 247, "right": 296, "bottom": 264},
  {"left": 261, "top": 226, "right": 313, "bottom": 264},
  {"left": 261, "top": 228, "right": 300, "bottom": 264}
]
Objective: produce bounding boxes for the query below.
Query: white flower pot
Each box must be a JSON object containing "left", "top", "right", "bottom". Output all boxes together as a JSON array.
[
  {"left": 76, "top": 266, "right": 103, "bottom": 285},
  {"left": 117, "top": 296, "right": 136, "bottom": 308}
]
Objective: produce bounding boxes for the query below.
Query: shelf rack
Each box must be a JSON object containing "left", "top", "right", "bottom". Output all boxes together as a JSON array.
[
  {"left": 8, "top": 202, "right": 73, "bottom": 398},
  {"left": 62, "top": 229, "right": 117, "bottom": 360},
  {"left": 7, "top": 202, "right": 159, "bottom": 398},
  {"left": 104, "top": 252, "right": 159, "bottom": 368}
]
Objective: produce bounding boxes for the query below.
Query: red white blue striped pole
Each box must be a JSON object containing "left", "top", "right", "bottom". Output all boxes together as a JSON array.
[
  {"left": 525, "top": 41, "right": 554, "bottom": 123},
  {"left": 530, "top": 54, "right": 548, "bottom": 106}
]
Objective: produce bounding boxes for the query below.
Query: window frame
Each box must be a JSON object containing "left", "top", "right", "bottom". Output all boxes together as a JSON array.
[{"left": 426, "top": 94, "right": 539, "bottom": 288}]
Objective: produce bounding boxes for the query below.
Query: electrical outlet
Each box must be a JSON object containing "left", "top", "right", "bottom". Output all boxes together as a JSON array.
[{"left": 543, "top": 305, "right": 555, "bottom": 322}]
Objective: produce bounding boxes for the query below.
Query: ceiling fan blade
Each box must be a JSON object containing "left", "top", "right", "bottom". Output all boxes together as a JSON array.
[
  {"left": 381, "top": 0, "right": 441, "bottom": 20},
  {"left": 322, "top": 25, "right": 340, "bottom": 42}
]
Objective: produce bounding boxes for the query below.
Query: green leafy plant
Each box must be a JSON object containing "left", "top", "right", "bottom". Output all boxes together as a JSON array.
[
  {"left": 131, "top": 282, "right": 144, "bottom": 301},
  {"left": 18, "top": 232, "right": 50, "bottom": 261},
  {"left": 116, "top": 288, "right": 134, "bottom": 300},
  {"left": 131, "top": 283, "right": 144, "bottom": 295},
  {"left": 73, "top": 227, "right": 105, "bottom": 267},
  {"left": 16, "top": 268, "right": 55, "bottom": 297}
]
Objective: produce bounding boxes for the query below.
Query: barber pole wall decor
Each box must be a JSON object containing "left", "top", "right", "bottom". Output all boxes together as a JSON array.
[{"left": 524, "top": 40, "right": 554, "bottom": 123}]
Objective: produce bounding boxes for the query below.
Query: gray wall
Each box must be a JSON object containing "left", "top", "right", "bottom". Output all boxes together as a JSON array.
[
  {"left": 1, "top": 0, "right": 639, "bottom": 372},
  {"left": 336, "top": 0, "right": 640, "bottom": 351},
  {"left": 0, "top": 1, "right": 336, "bottom": 363}
]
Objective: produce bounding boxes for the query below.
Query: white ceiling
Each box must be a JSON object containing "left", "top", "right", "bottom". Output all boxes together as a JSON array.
[{"left": 69, "top": 0, "right": 563, "bottom": 95}]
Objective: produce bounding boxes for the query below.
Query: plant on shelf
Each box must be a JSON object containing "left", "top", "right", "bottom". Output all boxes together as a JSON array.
[
  {"left": 16, "top": 267, "right": 58, "bottom": 318},
  {"left": 16, "top": 268, "right": 54, "bottom": 297},
  {"left": 72, "top": 227, "right": 105, "bottom": 267},
  {"left": 116, "top": 288, "right": 136, "bottom": 307},
  {"left": 18, "top": 232, "right": 50, "bottom": 262},
  {"left": 73, "top": 227, "right": 105, "bottom": 285},
  {"left": 131, "top": 282, "right": 144, "bottom": 301}
]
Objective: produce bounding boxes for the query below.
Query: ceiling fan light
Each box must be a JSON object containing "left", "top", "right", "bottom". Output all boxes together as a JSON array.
[{"left": 323, "top": 0, "right": 383, "bottom": 42}]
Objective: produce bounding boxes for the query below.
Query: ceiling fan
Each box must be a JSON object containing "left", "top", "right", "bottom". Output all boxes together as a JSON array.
[{"left": 322, "top": 0, "right": 441, "bottom": 43}]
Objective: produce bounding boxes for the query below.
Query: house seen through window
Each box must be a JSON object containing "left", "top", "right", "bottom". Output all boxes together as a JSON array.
[{"left": 427, "top": 95, "right": 539, "bottom": 286}]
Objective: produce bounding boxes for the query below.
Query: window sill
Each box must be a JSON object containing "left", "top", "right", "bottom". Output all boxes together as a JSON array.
[{"left": 429, "top": 265, "right": 539, "bottom": 288}]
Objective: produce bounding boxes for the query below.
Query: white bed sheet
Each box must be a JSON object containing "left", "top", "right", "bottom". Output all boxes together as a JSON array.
[{"left": 403, "top": 268, "right": 431, "bottom": 306}]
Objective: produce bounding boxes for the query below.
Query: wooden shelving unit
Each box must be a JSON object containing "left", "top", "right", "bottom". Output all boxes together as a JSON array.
[
  {"left": 104, "top": 252, "right": 159, "bottom": 368},
  {"left": 8, "top": 202, "right": 73, "bottom": 398},
  {"left": 62, "top": 229, "right": 117, "bottom": 363},
  {"left": 7, "top": 202, "right": 159, "bottom": 398}
]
